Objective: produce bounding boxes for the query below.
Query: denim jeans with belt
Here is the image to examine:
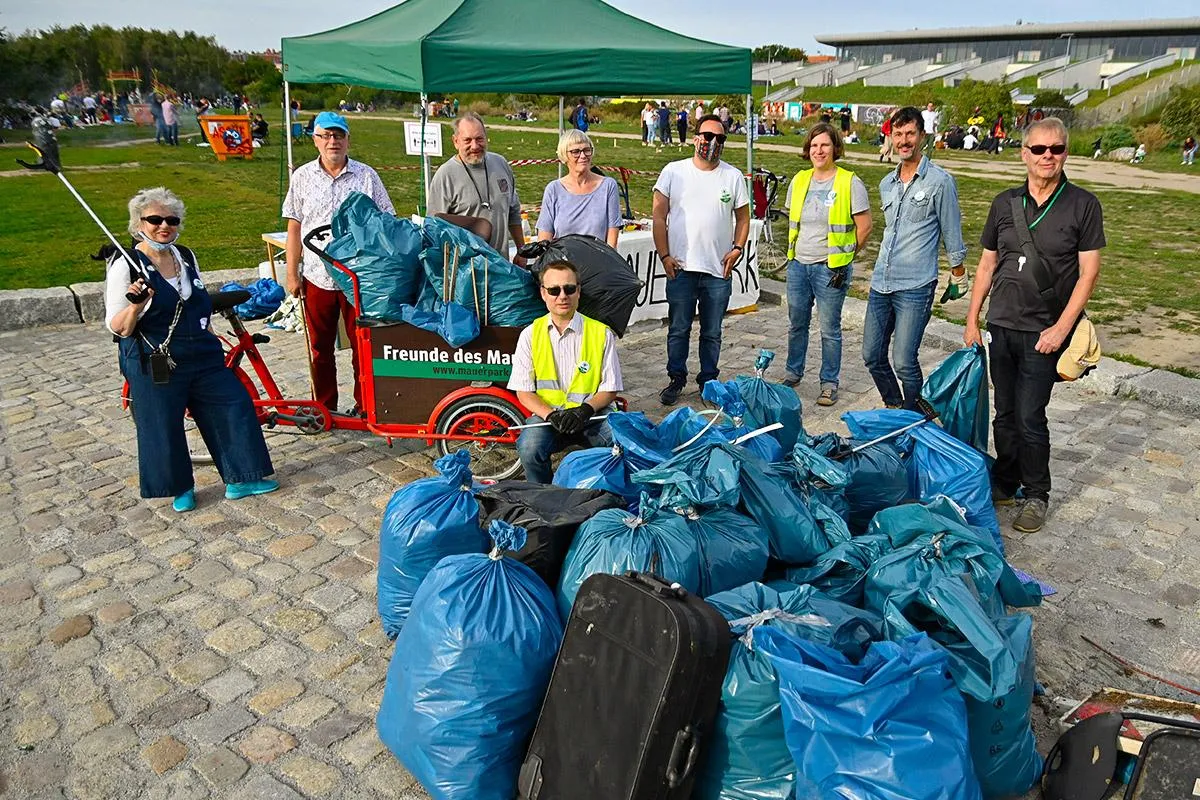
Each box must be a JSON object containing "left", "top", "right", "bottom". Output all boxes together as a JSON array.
[
  {"left": 988, "top": 324, "right": 1059, "bottom": 502},
  {"left": 517, "top": 418, "right": 613, "bottom": 484},
  {"left": 786, "top": 260, "right": 852, "bottom": 387},
  {"left": 861, "top": 280, "right": 936, "bottom": 409},
  {"left": 666, "top": 270, "right": 732, "bottom": 386}
]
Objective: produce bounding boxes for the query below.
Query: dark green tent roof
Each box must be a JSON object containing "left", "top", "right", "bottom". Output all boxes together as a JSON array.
[{"left": 281, "top": 0, "right": 751, "bottom": 95}]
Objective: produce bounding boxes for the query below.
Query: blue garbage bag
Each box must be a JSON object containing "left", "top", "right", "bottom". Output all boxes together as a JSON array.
[
  {"left": 791, "top": 438, "right": 851, "bottom": 521},
  {"left": 219, "top": 278, "right": 285, "bottom": 320},
  {"left": 878, "top": 577, "right": 1039, "bottom": 799},
  {"left": 377, "top": 450, "right": 487, "bottom": 638},
  {"left": 756, "top": 627, "right": 983, "bottom": 800},
  {"left": 699, "top": 380, "right": 786, "bottom": 462},
  {"left": 420, "top": 216, "right": 543, "bottom": 327},
  {"left": 809, "top": 431, "right": 909, "bottom": 533},
  {"left": 377, "top": 520, "right": 562, "bottom": 800},
  {"left": 631, "top": 441, "right": 744, "bottom": 510},
  {"left": 325, "top": 191, "right": 424, "bottom": 318},
  {"left": 398, "top": 301, "right": 481, "bottom": 348},
  {"left": 843, "top": 409, "right": 1003, "bottom": 552},
  {"left": 922, "top": 344, "right": 990, "bottom": 454},
  {"left": 696, "top": 583, "right": 883, "bottom": 800},
  {"left": 732, "top": 350, "right": 804, "bottom": 452},
  {"left": 609, "top": 408, "right": 726, "bottom": 472},
  {"left": 556, "top": 496, "right": 701, "bottom": 620},
  {"left": 670, "top": 505, "right": 769, "bottom": 597},
  {"left": 864, "top": 498, "right": 1040, "bottom": 617},
  {"left": 552, "top": 444, "right": 639, "bottom": 507},
  {"left": 784, "top": 533, "right": 891, "bottom": 607}
]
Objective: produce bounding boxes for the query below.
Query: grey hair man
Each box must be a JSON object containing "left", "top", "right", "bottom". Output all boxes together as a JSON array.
[{"left": 427, "top": 112, "right": 525, "bottom": 259}]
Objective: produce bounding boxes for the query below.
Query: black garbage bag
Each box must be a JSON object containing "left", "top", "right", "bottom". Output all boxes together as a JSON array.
[
  {"left": 476, "top": 481, "right": 626, "bottom": 589},
  {"left": 520, "top": 234, "right": 642, "bottom": 336}
]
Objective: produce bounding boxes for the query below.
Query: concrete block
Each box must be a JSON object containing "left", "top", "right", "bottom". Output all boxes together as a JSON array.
[
  {"left": 70, "top": 281, "right": 107, "bottom": 324},
  {"left": 1070, "top": 356, "right": 1152, "bottom": 399},
  {"left": 758, "top": 277, "right": 785, "bottom": 306},
  {"left": 1125, "top": 369, "right": 1200, "bottom": 417},
  {"left": 0, "top": 287, "right": 80, "bottom": 331},
  {"left": 842, "top": 296, "right": 867, "bottom": 330},
  {"left": 198, "top": 268, "right": 261, "bottom": 289},
  {"left": 922, "top": 318, "right": 966, "bottom": 352}
]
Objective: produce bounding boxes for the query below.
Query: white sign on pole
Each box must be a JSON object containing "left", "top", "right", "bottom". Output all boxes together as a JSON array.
[{"left": 404, "top": 121, "right": 443, "bottom": 157}]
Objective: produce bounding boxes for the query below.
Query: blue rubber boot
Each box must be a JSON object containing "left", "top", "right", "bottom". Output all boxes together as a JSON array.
[
  {"left": 225, "top": 479, "right": 280, "bottom": 501},
  {"left": 172, "top": 489, "right": 196, "bottom": 513}
]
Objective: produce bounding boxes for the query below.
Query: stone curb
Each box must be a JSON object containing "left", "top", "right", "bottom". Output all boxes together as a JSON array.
[
  {"left": 762, "top": 276, "right": 1200, "bottom": 418},
  {"left": 0, "top": 268, "right": 263, "bottom": 332}
]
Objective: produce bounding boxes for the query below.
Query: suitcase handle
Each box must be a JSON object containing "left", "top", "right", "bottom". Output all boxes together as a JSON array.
[
  {"left": 666, "top": 726, "right": 700, "bottom": 788},
  {"left": 627, "top": 571, "right": 688, "bottom": 600}
]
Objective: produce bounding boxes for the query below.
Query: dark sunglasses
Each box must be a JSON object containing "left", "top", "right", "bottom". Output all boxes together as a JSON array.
[
  {"left": 1025, "top": 144, "right": 1067, "bottom": 156},
  {"left": 542, "top": 284, "right": 578, "bottom": 297},
  {"left": 141, "top": 215, "right": 181, "bottom": 226},
  {"left": 699, "top": 131, "right": 728, "bottom": 144}
]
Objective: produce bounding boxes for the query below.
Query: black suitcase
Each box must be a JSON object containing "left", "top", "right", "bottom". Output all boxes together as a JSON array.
[{"left": 518, "top": 570, "right": 732, "bottom": 800}]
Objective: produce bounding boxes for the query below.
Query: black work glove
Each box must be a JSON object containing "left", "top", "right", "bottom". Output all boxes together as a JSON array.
[
  {"left": 568, "top": 402, "right": 596, "bottom": 432},
  {"left": 547, "top": 409, "right": 577, "bottom": 435},
  {"left": 827, "top": 266, "right": 849, "bottom": 289}
]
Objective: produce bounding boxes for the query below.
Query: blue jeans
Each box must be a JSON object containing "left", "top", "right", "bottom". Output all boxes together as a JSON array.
[
  {"left": 166, "top": 123, "right": 179, "bottom": 146},
  {"left": 786, "top": 260, "right": 851, "bottom": 387},
  {"left": 517, "top": 417, "right": 613, "bottom": 484},
  {"left": 862, "top": 280, "right": 936, "bottom": 409},
  {"left": 666, "top": 270, "right": 732, "bottom": 385}
]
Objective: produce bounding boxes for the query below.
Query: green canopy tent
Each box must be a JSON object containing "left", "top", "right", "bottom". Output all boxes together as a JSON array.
[{"left": 280, "top": 0, "right": 753, "bottom": 202}]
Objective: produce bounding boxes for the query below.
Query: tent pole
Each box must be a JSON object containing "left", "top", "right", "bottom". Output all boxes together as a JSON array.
[
  {"left": 558, "top": 96, "right": 565, "bottom": 179},
  {"left": 745, "top": 93, "right": 754, "bottom": 188},
  {"left": 420, "top": 93, "right": 430, "bottom": 216},
  {"left": 284, "top": 81, "right": 294, "bottom": 174}
]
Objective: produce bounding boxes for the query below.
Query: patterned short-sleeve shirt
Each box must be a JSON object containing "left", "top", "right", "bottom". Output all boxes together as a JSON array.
[{"left": 282, "top": 158, "right": 395, "bottom": 290}]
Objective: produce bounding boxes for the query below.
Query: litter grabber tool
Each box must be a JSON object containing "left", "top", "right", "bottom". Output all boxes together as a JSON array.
[
  {"left": 18, "top": 116, "right": 149, "bottom": 303},
  {"left": 491, "top": 413, "right": 613, "bottom": 435},
  {"left": 846, "top": 397, "right": 939, "bottom": 455}
]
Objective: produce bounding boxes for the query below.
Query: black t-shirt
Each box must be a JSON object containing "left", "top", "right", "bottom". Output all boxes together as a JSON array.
[{"left": 980, "top": 175, "right": 1105, "bottom": 332}]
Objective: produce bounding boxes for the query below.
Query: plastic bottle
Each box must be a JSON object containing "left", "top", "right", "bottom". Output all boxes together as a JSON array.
[{"left": 520, "top": 211, "right": 532, "bottom": 241}]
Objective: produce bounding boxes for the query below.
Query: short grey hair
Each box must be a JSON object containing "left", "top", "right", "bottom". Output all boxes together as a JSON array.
[
  {"left": 1025, "top": 116, "right": 1069, "bottom": 147},
  {"left": 556, "top": 129, "right": 593, "bottom": 163},
  {"left": 452, "top": 112, "right": 486, "bottom": 136},
  {"left": 128, "top": 187, "right": 185, "bottom": 236}
]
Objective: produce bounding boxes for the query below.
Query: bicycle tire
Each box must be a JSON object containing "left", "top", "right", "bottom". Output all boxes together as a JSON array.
[{"left": 434, "top": 395, "right": 524, "bottom": 482}]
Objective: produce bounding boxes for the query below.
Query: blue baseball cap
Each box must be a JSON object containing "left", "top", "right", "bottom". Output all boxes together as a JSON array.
[{"left": 313, "top": 111, "right": 349, "bottom": 133}]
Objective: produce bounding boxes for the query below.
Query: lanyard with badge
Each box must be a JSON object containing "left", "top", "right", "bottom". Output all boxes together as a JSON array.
[
  {"left": 1016, "top": 180, "right": 1066, "bottom": 272},
  {"left": 458, "top": 156, "right": 491, "bottom": 210}
]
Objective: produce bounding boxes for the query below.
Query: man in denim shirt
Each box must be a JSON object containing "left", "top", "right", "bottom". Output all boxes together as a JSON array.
[{"left": 863, "top": 106, "right": 968, "bottom": 410}]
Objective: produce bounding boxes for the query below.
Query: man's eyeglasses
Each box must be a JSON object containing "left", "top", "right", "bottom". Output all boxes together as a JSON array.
[
  {"left": 542, "top": 284, "right": 578, "bottom": 297},
  {"left": 142, "top": 215, "right": 181, "bottom": 226},
  {"left": 1025, "top": 143, "right": 1066, "bottom": 156},
  {"left": 313, "top": 131, "right": 347, "bottom": 141},
  {"left": 699, "top": 131, "right": 728, "bottom": 144},
  {"left": 567, "top": 147, "right": 594, "bottom": 158}
]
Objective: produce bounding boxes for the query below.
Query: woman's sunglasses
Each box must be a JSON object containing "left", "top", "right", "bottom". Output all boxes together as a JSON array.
[
  {"left": 699, "top": 131, "right": 728, "bottom": 144},
  {"left": 141, "top": 215, "right": 181, "bottom": 226},
  {"left": 1025, "top": 144, "right": 1067, "bottom": 156},
  {"left": 542, "top": 284, "right": 578, "bottom": 297}
]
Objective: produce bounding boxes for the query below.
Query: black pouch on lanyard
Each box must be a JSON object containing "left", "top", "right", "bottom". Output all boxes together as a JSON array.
[{"left": 149, "top": 351, "right": 172, "bottom": 385}]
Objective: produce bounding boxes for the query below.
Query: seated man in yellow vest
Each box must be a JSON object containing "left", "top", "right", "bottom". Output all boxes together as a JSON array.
[{"left": 507, "top": 260, "right": 623, "bottom": 483}]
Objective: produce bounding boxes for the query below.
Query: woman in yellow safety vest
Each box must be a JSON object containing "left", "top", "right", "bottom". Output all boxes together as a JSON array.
[{"left": 782, "top": 122, "right": 873, "bottom": 407}]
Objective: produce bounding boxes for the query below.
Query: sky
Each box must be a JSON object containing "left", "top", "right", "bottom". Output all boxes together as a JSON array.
[{"left": 0, "top": 0, "right": 1194, "bottom": 55}]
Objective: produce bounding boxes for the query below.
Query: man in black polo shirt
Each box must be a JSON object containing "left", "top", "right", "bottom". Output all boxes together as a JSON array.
[{"left": 964, "top": 117, "right": 1104, "bottom": 533}]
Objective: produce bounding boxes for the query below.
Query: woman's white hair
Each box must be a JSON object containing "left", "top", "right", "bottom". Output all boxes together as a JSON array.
[
  {"left": 128, "top": 187, "right": 185, "bottom": 236},
  {"left": 556, "top": 129, "right": 593, "bottom": 164}
]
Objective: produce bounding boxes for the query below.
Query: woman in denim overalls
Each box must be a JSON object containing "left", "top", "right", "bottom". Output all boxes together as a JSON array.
[{"left": 106, "top": 187, "right": 276, "bottom": 512}]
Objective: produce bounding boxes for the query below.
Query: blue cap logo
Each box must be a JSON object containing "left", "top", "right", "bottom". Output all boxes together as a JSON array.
[{"left": 313, "top": 111, "right": 349, "bottom": 133}]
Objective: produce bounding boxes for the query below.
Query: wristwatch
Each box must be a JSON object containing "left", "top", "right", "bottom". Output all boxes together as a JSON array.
[{"left": 730, "top": 244, "right": 745, "bottom": 252}]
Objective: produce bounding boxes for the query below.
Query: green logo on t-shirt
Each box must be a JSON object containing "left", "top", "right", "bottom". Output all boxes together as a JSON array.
[{"left": 720, "top": 189, "right": 732, "bottom": 204}]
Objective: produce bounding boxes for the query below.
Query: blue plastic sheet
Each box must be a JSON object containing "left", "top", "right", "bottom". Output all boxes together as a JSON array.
[
  {"left": 556, "top": 497, "right": 701, "bottom": 620},
  {"left": 732, "top": 350, "right": 804, "bottom": 452},
  {"left": 696, "top": 583, "right": 883, "bottom": 800},
  {"left": 377, "top": 520, "right": 562, "bottom": 800},
  {"left": 699, "top": 380, "right": 786, "bottom": 463},
  {"left": 922, "top": 344, "right": 990, "bottom": 454},
  {"left": 377, "top": 451, "right": 487, "bottom": 638},
  {"left": 325, "top": 191, "right": 424, "bottom": 318},
  {"left": 809, "top": 431, "right": 909, "bottom": 534},
  {"left": 219, "top": 278, "right": 285, "bottom": 320},
  {"left": 756, "top": 627, "right": 983, "bottom": 800},
  {"left": 843, "top": 409, "right": 1004, "bottom": 551},
  {"left": 671, "top": 506, "right": 769, "bottom": 597},
  {"left": 608, "top": 408, "right": 726, "bottom": 472},
  {"left": 398, "top": 301, "right": 481, "bottom": 348},
  {"left": 552, "top": 445, "right": 639, "bottom": 507}
]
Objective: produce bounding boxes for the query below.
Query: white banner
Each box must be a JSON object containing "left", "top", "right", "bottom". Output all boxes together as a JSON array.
[{"left": 404, "top": 121, "right": 443, "bottom": 157}]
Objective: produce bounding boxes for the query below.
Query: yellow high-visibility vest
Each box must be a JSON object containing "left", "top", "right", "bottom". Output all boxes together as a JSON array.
[
  {"left": 786, "top": 166, "right": 857, "bottom": 268},
  {"left": 530, "top": 314, "right": 608, "bottom": 409}
]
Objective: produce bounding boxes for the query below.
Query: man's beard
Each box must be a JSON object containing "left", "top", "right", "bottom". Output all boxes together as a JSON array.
[{"left": 460, "top": 151, "right": 486, "bottom": 165}]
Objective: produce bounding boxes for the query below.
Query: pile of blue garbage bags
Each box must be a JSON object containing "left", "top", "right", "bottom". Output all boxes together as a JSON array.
[{"left": 374, "top": 346, "right": 1046, "bottom": 800}]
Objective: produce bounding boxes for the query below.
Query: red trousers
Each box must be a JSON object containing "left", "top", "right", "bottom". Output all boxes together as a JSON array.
[{"left": 303, "top": 279, "right": 361, "bottom": 412}]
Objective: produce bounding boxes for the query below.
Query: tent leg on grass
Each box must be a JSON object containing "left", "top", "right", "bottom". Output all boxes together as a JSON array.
[
  {"left": 420, "top": 93, "right": 431, "bottom": 215},
  {"left": 557, "top": 95, "right": 565, "bottom": 179},
  {"left": 745, "top": 93, "right": 753, "bottom": 188},
  {"left": 284, "top": 80, "right": 294, "bottom": 175}
]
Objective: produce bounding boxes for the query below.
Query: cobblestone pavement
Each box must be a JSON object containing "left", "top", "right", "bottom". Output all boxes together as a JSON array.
[{"left": 2, "top": 301, "right": 1199, "bottom": 799}]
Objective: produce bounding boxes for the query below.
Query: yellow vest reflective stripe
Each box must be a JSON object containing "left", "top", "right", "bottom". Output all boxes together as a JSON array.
[
  {"left": 530, "top": 314, "right": 608, "bottom": 409},
  {"left": 785, "top": 166, "right": 857, "bottom": 268}
]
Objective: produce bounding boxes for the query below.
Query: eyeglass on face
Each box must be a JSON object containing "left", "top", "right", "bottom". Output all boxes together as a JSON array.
[
  {"left": 142, "top": 215, "right": 181, "bottom": 226},
  {"left": 313, "top": 131, "right": 347, "bottom": 141},
  {"left": 567, "top": 147, "right": 594, "bottom": 158},
  {"left": 1026, "top": 143, "right": 1066, "bottom": 156},
  {"left": 542, "top": 284, "right": 578, "bottom": 297},
  {"left": 699, "top": 131, "right": 728, "bottom": 144}
]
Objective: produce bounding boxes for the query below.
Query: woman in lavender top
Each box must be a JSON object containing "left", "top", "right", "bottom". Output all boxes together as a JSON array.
[{"left": 537, "top": 130, "right": 623, "bottom": 247}]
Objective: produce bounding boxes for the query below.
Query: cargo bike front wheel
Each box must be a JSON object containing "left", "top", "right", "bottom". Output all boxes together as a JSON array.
[{"left": 434, "top": 396, "right": 524, "bottom": 482}]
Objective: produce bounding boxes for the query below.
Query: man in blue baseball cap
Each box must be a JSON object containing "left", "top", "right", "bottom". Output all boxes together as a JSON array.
[{"left": 283, "top": 110, "right": 395, "bottom": 416}]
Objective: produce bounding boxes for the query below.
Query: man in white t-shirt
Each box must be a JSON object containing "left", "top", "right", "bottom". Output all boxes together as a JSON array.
[
  {"left": 652, "top": 114, "right": 751, "bottom": 405},
  {"left": 921, "top": 102, "right": 939, "bottom": 156}
]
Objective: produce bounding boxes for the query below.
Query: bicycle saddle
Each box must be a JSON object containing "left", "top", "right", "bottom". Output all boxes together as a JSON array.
[{"left": 211, "top": 289, "right": 251, "bottom": 314}]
